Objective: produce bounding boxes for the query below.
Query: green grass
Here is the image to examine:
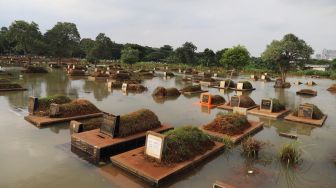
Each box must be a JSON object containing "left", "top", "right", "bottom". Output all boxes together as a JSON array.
[
  {"left": 242, "top": 137, "right": 263, "bottom": 158},
  {"left": 279, "top": 141, "right": 301, "bottom": 165},
  {"left": 38, "top": 95, "right": 71, "bottom": 111}
]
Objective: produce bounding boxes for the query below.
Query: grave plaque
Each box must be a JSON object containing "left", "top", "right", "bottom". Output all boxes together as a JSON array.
[
  {"left": 105, "top": 71, "right": 110, "bottom": 75},
  {"left": 67, "top": 65, "right": 70, "bottom": 69},
  {"left": 72, "top": 65, "right": 75, "bottom": 69},
  {"left": 307, "top": 81, "right": 313, "bottom": 86},
  {"left": 230, "top": 95, "right": 240, "bottom": 107},
  {"left": 100, "top": 113, "right": 120, "bottom": 137},
  {"left": 274, "top": 79, "right": 283, "bottom": 87},
  {"left": 233, "top": 107, "right": 247, "bottom": 115},
  {"left": 28, "top": 97, "right": 38, "bottom": 115},
  {"left": 145, "top": 131, "right": 166, "bottom": 161},
  {"left": 163, "top": 72, "right": 167, "bottom": 77},
  {"left": 298, "top": 104, "right": 314, "bottom": 119},
  {"left": 261, "top": 75, "right": 266, "bottom": 80},
  {"left": 237, "top": 82, "right": 244, "bottom": 90},
  {"left": 107, "top": 67, "right": 110, "bottom": 71},
  {"left": 200, "top": 93, "right": 211, "bottom": 105},
  {"left": 107, "top": 81, "right": 113, "bottom": 88},
  {"left": 70, "top": 120, "right": 83, "bottom": 134},
  {"left": 179, "top": 69, "right": 182, "bottom": 73},
  {"left": 213, "top": 73, "right": 217, "bottom": 77},
  {"left": 49, "top": 103, "right": 60, "bottom": 117},
  {"left": 95, "top": 68, "right": 98, "bottom": 72},
  {"left": 220, "top": 81, "right": 226, "bottom": 88},
  {"left": 250, "top": 75, "right": 255, "bottom": 79},
  {"left": 260, "top": 99, "right": 272, "bottom": 112},
  {"left": 122, "top": 83, "right": 128, "bottom": 92}
]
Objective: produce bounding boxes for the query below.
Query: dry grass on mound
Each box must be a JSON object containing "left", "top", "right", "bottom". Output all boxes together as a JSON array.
[
  {"left": 152, "top": 87, "right": 180, "bottom": 97},
  {"left": 118, "top": 109, "right": 161, "bottom": 137},
  {"left": 204, "top": 114, "right": 251, "bottom": 136},
  {"left": 69, "top": 69, "right": 85, "bottom": 76},
  {"left": 211, "top": 95, "right": 226, "bottom": 105},
  {"left": 37, "top": 95, "right": 72, "bottom": 112},
  {"left": 22, "top": 66, "right": 48, "bottom": 73},
  {"left": 57, "top": 99, "right": 101, "bottom": 118},
  {"left": 180, "top": 85, "right": 202, "bottom": 92},
  {"left": 229, "top": 95, "right": 256, "bottom": 108},
  {"left": 127, "top": 84, "right": 147, "bottom": 92},
  {"left": 0, "top": 83, "right": 23, "bottom": 89}
]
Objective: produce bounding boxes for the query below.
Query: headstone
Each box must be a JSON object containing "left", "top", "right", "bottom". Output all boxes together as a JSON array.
[
  {"left": 117, "top": 70, "right": 120, "bottom": 74},
  {"left": 100, "top": 113, "right": 120, "bottom": 137},
  {"left": 237, "top": 82, "right": 244, "bottom": 90},
  {"left": 105, "top": 71, "right": 110, "bottom": 75},
  {"left": 107, "top": 81, "right": 113, "bottom": 88},
  {"left": 230, "top": 95, "right": 240, "bottom": 107},
  {"left": 233, "top": 107, "right": 247, "bottom": 115},
  {"left": 50, "top": 64, "right": 53, "bottom": 68},
  {"left": 145, "top": 131, "right": 166, "bottom": 161},
  {"left": 107, "top": 67, "right": 110, "bottom": 71},
  {"left": 298, "top": 104, "right": 314, "bottom": 119},
  {"left": 28, "top": 97, "right": 38, "bottom": 115},
  {"left": 261, "top": 75, "right": 266, "bottom": 80},
  {"left": 163, "top": 72, "right": 167, "bottom": 77},
  {"left": 72, "top": 65, "right": 75, "bottom": 69},
  {"left": 165, "top": 66, "right": 168, "bottom": 70},
  {"left": 179, "top": 69, "right": 182, "bottom": 73},
  {"left": 67, "top": 65, "right": 70, "bottom": 69},
  {"left": 250, "top": 75, "right": 255, "bottom": 79},
  {"left": 122, "top": 83, "right": 128, "bottom": 92},
  {"left": 70, "top": 120, "right": 83, "bottom": 134},
  {"left": 213, "top": 73, "right": 218, "bottom": 77},
  {"left": 274, "top": 79, "right": 283, "bottom": 87},
  {"left": 95, "top": 68, "right": 98, "bottom": 72},
  {"left": 264, "top": 73, "right": 268, "bottom": 76},
  {"left": 220, "top": 81, "right": 226, "bottom": 88},
  {"left": 260, "top": 99, "right": 272, "bottom": 112},
  {"left": 307, "top": 81, "right": 313, "bottom": 86},
  {"left": 200, "top": 93, "right": 211, "bottom": 105},
  {"left": 49, "top": 103, "right": 60, "bottom": 117}
]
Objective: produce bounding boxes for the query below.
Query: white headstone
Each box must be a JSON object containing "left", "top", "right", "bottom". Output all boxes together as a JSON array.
[
  {"left": 145, "top": 132, "right": 165, "bottom": 160},
  {"left": 122, "top": 83, "right": 128, "bottom": 92},
  {"left": 261, "top": 75, "right": 266, "bottom": 80},
  {"left": 233, "top": 107, "right": 247, "bottom": 115},
  {"left": 213, "top": 73, "right": 217, "bottom": 77},
  {"left": 237, "top": 83, "right": 244, "bottom": 90},
  {"left": 220, "top": 81, "right": 226, "bottom": 88}
]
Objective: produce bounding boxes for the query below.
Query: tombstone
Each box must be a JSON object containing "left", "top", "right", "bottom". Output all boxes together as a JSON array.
[
  {"left": 50, "top": 64, "right": 53, "bottom": 68},
  {"left": 144, "top": 131, "right": 166, "bottom": 161},
  {"left": 70, "top": 120, "right": 83, "bottom": 134},
  {"left": 213, "top": 73, "right": 218, "bottom": 77},
  {"left": 200, "top": 93, "right": 211, "bottom": 105},
  {"left": 117, "top": 70, "right": 120, "bottom": 74},
  {"left": 122, "top": 83, "right": 128, "bottom": 92},
  {"left": 237, "top": 82, "right": 244, "bottom": 90},
  {"left": 49, "top": 103, "right": 60, "bottom": 117},
  {"left": 298, "top": 104, "right": 314, "bottom": 119},
  {"left": 163, "top": 72, "right": 167, "bottom": 77},
  {"left": 260, "top": 99, "right": 272, "bottom": 112},
  {"left": 100, "top": 113, "right": 120, "bottom": 137},
  {"left": 179, "top": 69, "right": 182, "bottom": 73},
  {"left": 107, "top": 67, "right": 110, "bottom": 71},
  {"left": 165, "top": 66, "right": 168, "bottom": 70},
  {"left": 233, "top": 107, "right": 247, "bottom": 115},
  {"left": 105, "top": 71, "right": 110, "bottom": 75},
  {"left": 220, "top": 81, "right": 226, "bottom": 88},
  {"left": 67, "top": 65, "right": 70, "bottom": 69},
  {"left": 95, "top": 68, "right": 98, "bottom": 72},
  {"left": 230, "top": 95, "right": 240, "bottom": 107},
  {"left": 261, "top": 75, "right": 266, "bottom": 80},
  {"left": 72, "top": 65, "right": 75, "bottom": 69},
  {"left": 307, "top": 81, "right": 314, "bottom": 86},
  {"left": 107, "top": 81, "right": 113, "bottom": 88},
  {"left": 28, "top": 97, "right": 38, "bottom": 115},
  {"left": 264, "top": 73, "right": 268, "bottom": 76},
  {"left": 274, "top": 79, "right": 283, "bottom": 88},
  {"left": 250, "top": 75, "right": 255, "bottom": 79}
]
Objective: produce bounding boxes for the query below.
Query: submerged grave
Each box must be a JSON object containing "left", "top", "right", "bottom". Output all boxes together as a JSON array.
[
  {"left": 110, "top": 126, "right": 224, "bottom": 186},
  {"left": 179, "top": 84, "right": 208, "bottom": 94},
  {"left": 296, "top": 89, "right": 317, "bottom": 96},
  {"left": 200, "top": 114, "right": 264, "bottom": 144},
  {"left": 248, "top": 98, "right": 290, "bottom": 118},
  {"left": 285, "top": 103, "right": 327, "bottom": 126},
  {"left": 197, "top": 93, "right": 226, "bottom": 107},
  {"left": 229, "top": 81, "right": 255, "bottom": 91},
  {"left": 0, "top": 79, "right": 27, "bottom": 92},
  {"left": 152, "top": 87, "right": 180, "bottom": 103},
  {"left": 71, "top": 109, "right": 173, "bottom": 164},
  {"left": 327, "top": 84, "right": 336, "bottom": 93},
  {"left": 21, "top": 66, "right": 48, "bottom": 73},
  {"left": 24, "top": 95, "right": 103, "bottom": 127},
  {"left": 274, "top": 78, "right": 291, "bottom": 88},
  {"left": 218, "top": 95, "right": 257, "bottom": 111}
]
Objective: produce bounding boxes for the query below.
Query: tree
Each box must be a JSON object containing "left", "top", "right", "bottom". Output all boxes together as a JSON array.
[
  {"left": 220, "top": 45, "right": 250, "bottom": 70},
  {"left": 261, "top": 34, "right": 313, "bottom": 82},
  {"left": 89, "top": 33, "right": 114, "bottom": 60},
  {"left": 175, "top": 42, "right": 197, "bottom": 65},
  {"left": 215, "top": 48, "right": 228, "bottom": 65},
  {"left": 7, "top": 20, "right": 43, "bottom": 60},
  {"left": 199, "top": 48, "right": 216, "bottom": 66},
  {"left": 0, "top": 27, "right": 10, "bottom": 55},
  {"left": 44, "top": 22, "right": 80, "bottom": 59},
  {"left": 80, "top": 38, "right": 95, "bottom": 58},
  {"left": 121, "top": 47, "right": 139, "bottom": 64}
]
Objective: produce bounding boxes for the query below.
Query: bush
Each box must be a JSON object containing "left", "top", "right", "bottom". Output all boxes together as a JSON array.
[
  {"left": 271, "top": 98, "right": 286, "bottom": 112},
  {"left": 162, "top": 126, "right": 215, "bottom": 163},
  {"left": 242, "top": 137, "right": 263, "bottom": 158},
  {"left": 279, "top": 141, "right": 301, "bottom": 165},
  {"left": 119, "top": 109, "right": 161, "bottom": 137},
  {"left": 204, "top": 113, "right": 251, "bottom": 136}
]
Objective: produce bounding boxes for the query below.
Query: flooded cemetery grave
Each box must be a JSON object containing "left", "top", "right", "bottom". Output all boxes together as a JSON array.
[{"left": 1, "top": 67, "right": 336, "bottom": 188}]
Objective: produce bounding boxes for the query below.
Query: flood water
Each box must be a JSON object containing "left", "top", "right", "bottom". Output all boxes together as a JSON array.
[{"left": 0, "top": 68, "right": 336, "bottom": 188}]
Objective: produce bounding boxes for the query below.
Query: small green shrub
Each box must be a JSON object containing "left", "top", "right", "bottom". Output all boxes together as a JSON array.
[
  {"left": 271, "top": 98, "right": 286, "bottom": 112},
  {"left": 242, "top": 137, "right": 263, "bottom": 158},
  {"left": 279, "top": 141, "right": 301, "bottom": 165}
]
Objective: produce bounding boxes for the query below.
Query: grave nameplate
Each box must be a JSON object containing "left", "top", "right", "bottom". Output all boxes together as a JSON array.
[
  {"left": 163, "top": 72, "right": 167, "bottom": 77},
  {"left": 73, "top": 65, "right": 75, "bottom": 69},
  {"left": 145, "top": 131, "right": 166, "bottom": 161},
  {"left": 298, "top": 104, "right": 314, "bottom": 119},
  {"left": 307, "top": 81, "right": 313, "bottom": 86},
  {"left": 200, "top": 93, "right": 211, "bottom": 105},
  {"left": 220, "top": 81, "right": 226, "bottom": 88},
  {"left": 122, "top": 83, "right": 128, "bottom": 92},
  {"left": 275, "top": 79, "right": 283, "bottom": 87},
  {"left": 260, "top": 99, "right": 272, "bottom": 112},
  {"left": 107, "top": 81, "right": 113, "bottom": 88},
  {"left": 28, "top": 97, "right": 38, "bottom": 115},
  {"left": 230, "top": 96, "right": 240, "bottom": 107},
  {"left": 261, "top": 75, "right": 266, "bottom": 80},
  {"left": 233, "top": 107, "right": 247, "bottom": 115},
  {"left": 213, "top": 73, "right": 217, "bottom": 77},
  {"left": 100, "top": 113, "right": 120, "bottom": 137},
  {"left": 237, "top": 83, "right": 244, "bottom": 90}
]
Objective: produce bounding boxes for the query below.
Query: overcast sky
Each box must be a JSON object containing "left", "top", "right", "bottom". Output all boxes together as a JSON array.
[{"left": 0, "top": 0, "right": 335, "bottom": 56}]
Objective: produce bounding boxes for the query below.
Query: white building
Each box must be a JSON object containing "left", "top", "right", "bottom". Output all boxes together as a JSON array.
[{"left": 316, "top": 49, "right": 336, "bottom": 60}]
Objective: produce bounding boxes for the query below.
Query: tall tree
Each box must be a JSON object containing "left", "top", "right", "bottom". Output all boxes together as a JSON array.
[
  {"left": 89, "top": 33, "right": 114, "bottom": 60},
  {"left": 7, "top": 20, "right": 43, "bottom": 61},
  {"left": 175, "top": 42, "right": 197, "bottom": 65},
  {"left": 199, "top": 48, "right": 216, "bottom": 66},
  {"left": 80, "top": 38, "right": 95, "bottom": 58},
  {"left": 261, "top": 33, "right": 313, "bottom": 82},
  {"left": 0, "top": 27, "right": 10, "bottom": 55},
  {"left": 121, "top": 47, "right": 139, "bottom": 64},
  {"left": 44, "top": 22, "right": 80, "bottom": 60},
  {"left": 220, "top": 45, "right": 250, "bottom": 70}
]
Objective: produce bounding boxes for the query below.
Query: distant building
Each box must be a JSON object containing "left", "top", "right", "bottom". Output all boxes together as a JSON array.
[{"left": 316, "top": 49, "right": 336, "bottom": 60}]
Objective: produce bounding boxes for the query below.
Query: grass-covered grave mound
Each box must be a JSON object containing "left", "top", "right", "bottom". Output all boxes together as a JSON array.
[
  {"left": 127, "top": 84, "right": 147, "bottom": 92},
  {"left": 204, "top": 113, "right": 251, "bottom": 136},
  {"left": 180, "top": 85, "right": 202, "bottom": 92},
  {"left": 292, "top": 103, "right": 324, "bottom": 120},
  {"left": 236, "top": 81, "right": 253, "bottom": 89},
  {"left": 297, "top": 89, "right": 316, "bottom": 95},
  {"left": 37, "top": 95, "right": 72, "bottom": 112},
  {"left": 110, "top": 73, "right": 131, "bottom": 81},
  {"left": 22, "top": 66, "right": 48, "bottom": 73},
  {"left": 327, "top": 84, "right": 336, "bottom": 93},
  {"left": 160, "top": 126, "right": 215, "bottom": 164},
  {"left": 118, "top": 109, "right": 161, "bottom": 137},
  {"left": 271, "top": 98, "right": 286, "bottom": 112},
  {"left": 224, "top": 79, "right": 235, "bottom": 88},
  {"left": 55, "top": 99, "right": 101, "bottom": 118},
  {"left": 91, "top": 71, "right": 109, "bottom": 77},
  {"left": 152, "top": 87, "right": 180, "bottom": 97},
  {"left": 69, "top": 69, "right": 86, "bottom": 76},
  {"left": 229, "top": 95, "right": 256, "bottom": 108},
  {"left": 0, "top": 83, "right": 24, "bottom": 90},
  {"left": 211, "top": 95, "right": 226, "bottom": 105}
]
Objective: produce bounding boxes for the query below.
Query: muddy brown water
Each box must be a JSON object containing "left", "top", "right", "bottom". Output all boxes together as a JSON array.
[{"left": 0, "top": 68, "right": 336, "bottom": 188}]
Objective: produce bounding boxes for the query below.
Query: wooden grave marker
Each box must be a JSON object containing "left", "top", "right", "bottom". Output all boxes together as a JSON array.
[
  {"left": 230, "top": 95, "right": 240, "bottom": 107},
  {"left": 122, "top": 83, "right": 128, "bottom": 92},
  {"left": 220, "top": 81, "right": 226, "bottom": 88},
  {"left": 100, "top": 113, "right": 120, "bottom": 138},
  {"left": 237, "top": 82, "right": 244, "bottom": 90}
]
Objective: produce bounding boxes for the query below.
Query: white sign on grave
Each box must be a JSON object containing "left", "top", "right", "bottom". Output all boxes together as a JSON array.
[
  {"left": 250, "top": 75, "right": 255, "bottom": 79},
  {"left": 237, "top": 83, "right": 244, "bottom": 90},
  {"left": 117, "top": 70, "right": 120, "bottom": 74},
  {"left": 220, "top": 81, "right": 226, "bottom": 88},
  {"left": 107, "top": 81, "right": 113, "bottom": 88},
  {"left": 213, "top": 73, "right": 217, "bottom": 77},
  {"left": 95, "top": 68, "right": 98, "bottom": 72},
  {"left": 307, "top": 81, "right": 313, "bottom": 86},
  {"left": 233, "top": 107, "right": 247, "bottom": 115},
  {"left": 261, "top": 75, "right": 266, "bottom": 80},
  {"left": 122, "top": 83, "right": 128, "bottom": 92},
  {"left": 163, "top": 72, "right": 167, "bottom": 77},
  {"left": 73, "top": 65, "right": 75, "bottom": 69},
  {"left": 145, "top": 131, "right": 165, "bottom": 160}
]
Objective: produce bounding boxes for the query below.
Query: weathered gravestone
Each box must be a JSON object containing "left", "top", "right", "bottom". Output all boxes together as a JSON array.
[
  {"left": 274, "top": 79, "right": 283, "bottom": 88},
  {"left": 200, "top": 93, "right": 211, "bottom": 105},
  {"left": 298, "top": 104, "right": 314, "bottom": 119},
  {"left": 70, "top": 120, "right": 83, "bottom": 134},
  {"left": 28, "top": 97, "right": 38, "bottom": 115},
  {"left": 230, "top": 95, "right": 240, "bottom": 107},
  {"left": 237, "top": 83, "right": 244, "bottom": 90},
  {"left": 260, "top": 99, "right": 272, "bottom": 112},
  {"left": 220, "top": 81, "right": 226, "bottom": 88},
  {"left": 49, "top": 103, "right": 60, "bottom": 117},
  {"left": 144, "top": 131, "right": 166, "bottom": 161},
  {"left": 100, "top": 113, "right": 120, "bottom": 138},
  {"left": 122, "top": 83, "right": 128, "bottom": 92}
]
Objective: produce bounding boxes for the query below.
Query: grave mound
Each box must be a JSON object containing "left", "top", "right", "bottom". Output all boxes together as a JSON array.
[{"left": 204, "top": 114, "right": 251, "bottom": 136}]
